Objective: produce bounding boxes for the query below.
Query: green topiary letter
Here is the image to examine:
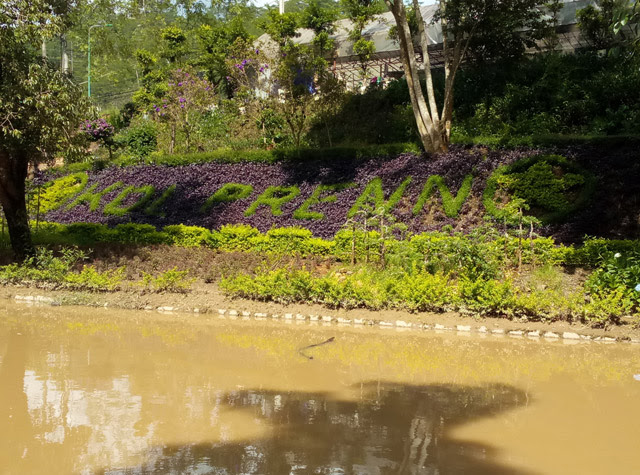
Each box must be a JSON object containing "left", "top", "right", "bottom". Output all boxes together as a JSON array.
[
  {"left": 293, "top": 182, "right": 355, "bottom": 220},
  {"left": 347, "top": 176, "right": 411, "bottom": 218},
  {"left": 201, "top": 183, "right": 254, "bottom": 214},
  {"left": 37, "top": 172, "right": 89, "bottom": 214},
  {"left": 104, "top": 185, "right": 156, "bottom": 216},
  {"left": 66, "top": 182, "right": 123, "bottom": 212},
  {"left": 412, "top": 174, "right": 473, "bottom": 218},
  {"left": 244, "top": 186, "right": 301, "bottom": 217},
  {"left": 145, "top": 185, "right": 176, "bottom": 217}
]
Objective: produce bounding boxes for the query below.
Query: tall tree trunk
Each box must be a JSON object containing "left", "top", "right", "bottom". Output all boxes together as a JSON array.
[
  {"left": 169, "top": 124, "right": 176, "bottom": 154},
  {"left": 385, "top": 0, "right": 445, "bottom": 154},
  {"left": 60, "top": 35, "right": 70, "bottom": 75},
  {"left": 0, "top": 150, "right": 34, "bottom": 261},
  {"left": 385, "top": 0, "right": 476, "bottom": 154}
]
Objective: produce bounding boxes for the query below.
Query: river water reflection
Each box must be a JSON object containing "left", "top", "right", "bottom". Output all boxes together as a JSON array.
[{"left": 1, "top": 302, "right": 639, "bottom": 474}]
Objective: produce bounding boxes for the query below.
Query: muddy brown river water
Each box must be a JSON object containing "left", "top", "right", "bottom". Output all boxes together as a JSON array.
[{"left": 0, "top": 302, "right": 639, "bottom": 474}]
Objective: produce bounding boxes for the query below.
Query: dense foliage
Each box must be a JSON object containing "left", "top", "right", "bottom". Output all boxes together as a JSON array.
[
  {"left": 308, "top": 53, "right": 640, "bottom": 147},
  {"left": 3, "top": 220, "right": 637, "bottom": 324},
  {"left": 0, "top": 0, "right": 90, "bottom": 258}
]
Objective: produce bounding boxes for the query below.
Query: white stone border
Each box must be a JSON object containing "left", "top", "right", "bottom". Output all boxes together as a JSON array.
[{"left": 12, "top": 295, "right": 639, "bottom": 345}]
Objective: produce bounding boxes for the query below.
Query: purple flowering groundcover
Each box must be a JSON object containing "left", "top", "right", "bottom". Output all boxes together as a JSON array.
[{"left": 38, "top": 146, "right": 637, "bottom": 241}]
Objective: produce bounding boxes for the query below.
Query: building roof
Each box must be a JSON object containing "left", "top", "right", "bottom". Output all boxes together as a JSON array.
[{"left": 256, "top": 0, "right": 596, "bottom": 62}]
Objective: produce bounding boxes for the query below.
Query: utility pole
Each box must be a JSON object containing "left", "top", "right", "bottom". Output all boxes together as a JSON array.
[{"left": 87, "top": 23, "right": 113, "bottom": 97}]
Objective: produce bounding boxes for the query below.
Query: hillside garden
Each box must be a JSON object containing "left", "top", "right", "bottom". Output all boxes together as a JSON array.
[{"left": 1, "top": 0, "right": 640, "bottom": 330}]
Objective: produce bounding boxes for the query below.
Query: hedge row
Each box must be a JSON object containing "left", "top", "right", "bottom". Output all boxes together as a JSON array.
[
  {"left": 220, "top": 267, "right": 634, "bottom": 324},
  {"left": 14, "top": 221, "right": 640, "bottom": 270}
]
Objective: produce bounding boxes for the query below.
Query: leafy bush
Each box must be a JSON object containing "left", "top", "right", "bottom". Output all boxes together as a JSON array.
[
  {"left": 569, "top": 238, "right": 640, "bottom": 267},
  {"left": 0, "top": 247, "right": 123, "bottom": 291},
  {"left": 585, "top": 251, "right": 640, "bottom": 315},
  {"left": 117, "top": 121, "right": 158, "bottom": 159},
  {"left": 248, "top": 227, "right": 335, "bottom": 256},
  {"left": 110, "top": 223, "right": 169, "bottom": 245},
  {"left": 484, "top": 155, "right": 595, "bottom": 223},
  {"left": 61, "top": 223, "right": 109, "bottom": 245},
  {"left": 141, "top": 267, "right": 195, "bottom": 293},
  {"left": 580, "top": 288, "right": 635, "bottom": 325},
  {"left": 409, "top": 232, "right": 501, "bottom": 279},
  {"left": 140, "top": 143, "right": 420, "bottom": 166},
  {"left": 64, "top": 265, "right": 125, "bottom": 291},
  {"left": 164, "top": 224, "right": 216, "bottom": 247},
  {"left": 390, "top": 271, "right": 456, "bottom": 312},
  {"left": 458, "top": 277, "right": 516, "bottom": 315},
  {"left": 213, "top": 224, "right": 261, "bottom": 252}
]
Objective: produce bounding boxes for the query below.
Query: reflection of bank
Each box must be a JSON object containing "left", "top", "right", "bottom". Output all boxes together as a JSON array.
[{"left": 113, "top": 382, "right": 528, "bottom": 474}]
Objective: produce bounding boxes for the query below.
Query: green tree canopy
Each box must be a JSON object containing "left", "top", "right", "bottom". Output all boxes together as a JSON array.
[{"left": 0, "top": 0, "right": 90, "bottom": 259}]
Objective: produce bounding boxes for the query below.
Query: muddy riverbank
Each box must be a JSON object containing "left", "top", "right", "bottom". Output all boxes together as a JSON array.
[{"left": 2, "top": 282, "right": 639, "bottom": 342}]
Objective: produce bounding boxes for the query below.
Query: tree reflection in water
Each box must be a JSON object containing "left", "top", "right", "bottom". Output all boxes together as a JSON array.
[{"left": 110, "top": 382, "right": 530, "bottom": 474}]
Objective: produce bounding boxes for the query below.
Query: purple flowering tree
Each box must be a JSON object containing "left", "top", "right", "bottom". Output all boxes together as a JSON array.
[
  {"left": 152, "top": 68, "right": 217, "bottom": 154},
  {"left": 226, "top": 36, "right": 342, "bottom": 149},
  {"left": 225, "top": 39, "right": 283, "bottom": 147},
  {"left": 82, "top": 118, "right": 115, "bottom": 159}
]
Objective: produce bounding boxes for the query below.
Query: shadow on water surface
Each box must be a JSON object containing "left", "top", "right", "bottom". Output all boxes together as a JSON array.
[{"left": 103, "top": 381, "right": 532, "bottom": 475}]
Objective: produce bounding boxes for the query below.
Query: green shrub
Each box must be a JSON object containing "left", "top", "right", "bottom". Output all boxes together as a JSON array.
[
  {"left": 213, "top": 224, "right": 261, "bottom": 252},
  {"left": 487, "top": 236, "right": 567, "bottom": 267},
  {"left": 458, "top": 277, "right": 515, "bottom": 315},
  {"left": 484, "top": 155, "right": 595, "bottom": 223},
  {"left": 117, "top": 121, "right": 158, "bottom": 158},
  {"left": 409, "top": 233, "right": 500, "bottom": 279},
  {"left": 144, "top": 143, "right": 419, "bottom": 167},
  {"left": 64, "top": 265, "right": 125, "bottom": 291},
  {"left": 0, "top": 247, "right": 120, "bottom": 292},
  {"left": 111, "top": 223, "right": 169, "bottom": 245},
  {"left": 249, "top": 227, "right": 335, "bottom": 256},
  {"left": 164, "top": 224, "right": 215, "bottom": 247},
  {"left": 61, "top": 223, "right": 111, "bottom": 245},
  {"left": 141, "top": 267, "right": 195, "bottom": 293},
  {"left": 580, "top": 288, "right": 635, "bottom": 325},
  {"left": 220, "top": 268, "right": 313, "bottom": 303},
  {"left": 585, "top": 251, "right": 640, "bottom": 313},
  {"left": 333, "top": 229, "right": 384, "bottom": 263},
  {"left": 512, "top": 289, "right": 573, "bottom": 321},
  {"left": 391, "top": 271, "right": 456, "bottom": 312},
  {"left": 569, "top": 238, "right": 640, "bottom": 267},
  {"left": 0, "top": 247, "right": 86, "bottom": 284}
]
